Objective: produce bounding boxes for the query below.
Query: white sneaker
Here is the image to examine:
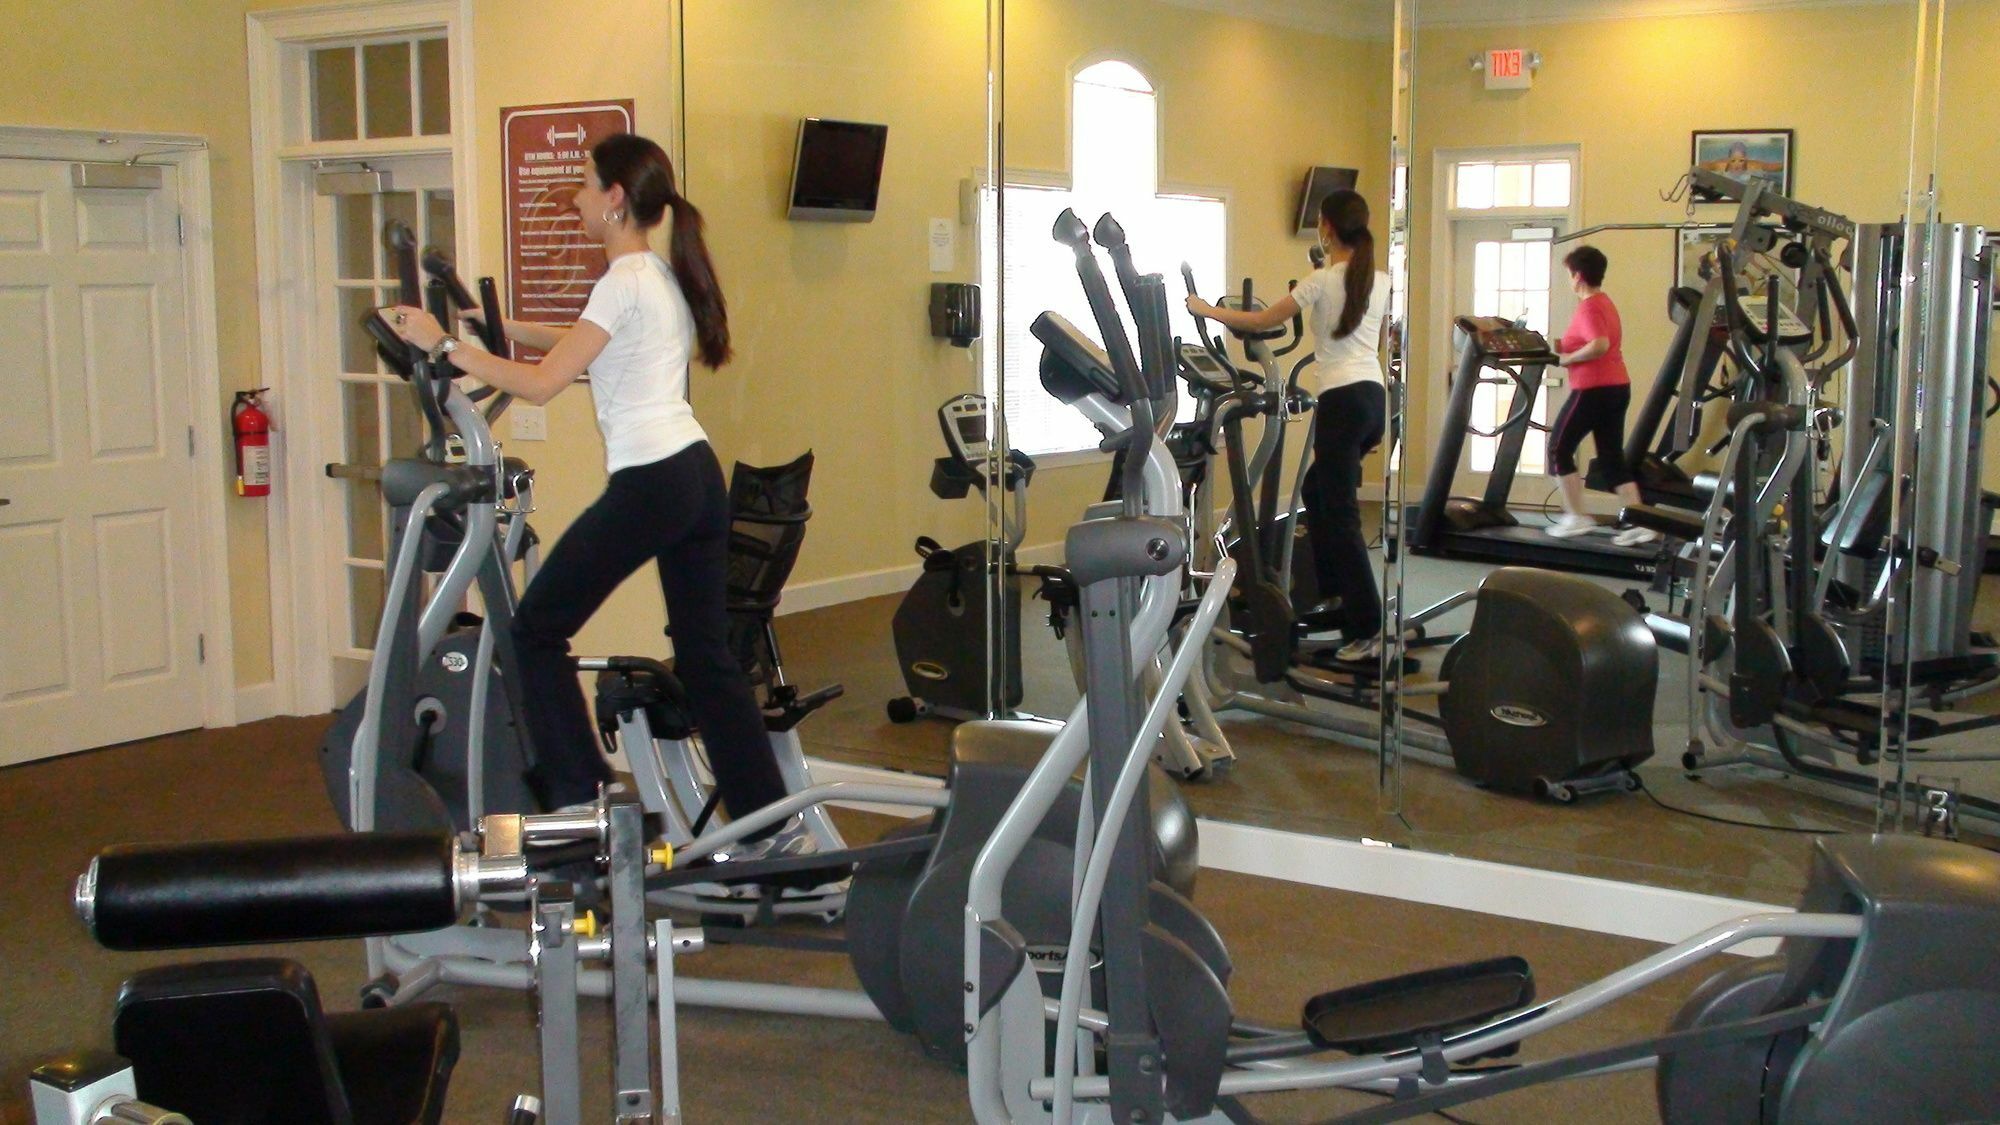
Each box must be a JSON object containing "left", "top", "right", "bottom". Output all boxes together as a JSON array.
[
  {"left": 710, "top": 815, "right": 817, "bottom": 865},
  {"left": 1335, "top": 634, "right": 1383, "bottom": 663},
  {"left": 1546, "top": 513, "right": 1599, "bottom": 539},
  {"left": 1612, "top": 524, "right": 1663, "bottom": 547}
]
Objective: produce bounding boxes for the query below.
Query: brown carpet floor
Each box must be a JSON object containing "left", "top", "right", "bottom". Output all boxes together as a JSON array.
[{"left": 9, "top": 565, "right": 1983, "bottom": 1122}]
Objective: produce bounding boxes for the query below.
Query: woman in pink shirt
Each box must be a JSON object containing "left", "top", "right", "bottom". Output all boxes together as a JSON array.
[{"left": 1546, "top": 245, "right": 1659, "bottom": 546}]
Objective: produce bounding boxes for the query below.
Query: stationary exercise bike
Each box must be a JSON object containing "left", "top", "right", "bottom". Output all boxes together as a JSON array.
[{"left": 886, "top": 393, "right": 1047, "bottom": 724}]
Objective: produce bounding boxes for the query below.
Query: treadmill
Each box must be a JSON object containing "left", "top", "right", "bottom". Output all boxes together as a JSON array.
[{"left": 1408, "top": 315, "right": 1665, "bottom": 579}]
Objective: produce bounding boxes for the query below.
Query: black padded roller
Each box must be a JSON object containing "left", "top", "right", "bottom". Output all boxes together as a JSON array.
[{"left": 86, "top": 832, "right": 460, "bottom": 951}]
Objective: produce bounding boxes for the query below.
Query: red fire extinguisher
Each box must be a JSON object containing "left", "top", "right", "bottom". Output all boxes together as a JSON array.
[{"left": 232, "top": 388, "right": 272, "bottom": 497}]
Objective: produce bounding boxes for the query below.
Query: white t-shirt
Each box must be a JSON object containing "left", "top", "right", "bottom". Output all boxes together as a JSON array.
[
  {"left": 576, "top": 251, "right": 711, "bottom": 473},
  {"left": 1288, "top": 261, "right": 1390, "bottom": 391}
]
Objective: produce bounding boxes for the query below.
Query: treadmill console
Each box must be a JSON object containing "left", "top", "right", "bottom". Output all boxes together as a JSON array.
[{"left": 1454, "top": 316, "right": 1556, "bottom": 361}]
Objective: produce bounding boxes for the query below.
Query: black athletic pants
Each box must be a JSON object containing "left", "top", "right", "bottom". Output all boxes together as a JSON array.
[
  {"left": 1548, "top": 383, "right": 1633, "bottom": 484},
  {"left": 513, "top": 441, "right": 788, "bottom": 830},
  {"left": 1306, "top": 381, "right": 1387, "bottom": 641}
]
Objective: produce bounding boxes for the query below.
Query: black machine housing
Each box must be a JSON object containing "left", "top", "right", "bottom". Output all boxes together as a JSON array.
[{"left": 1439, "top": 567, "right": 1656, "bottom": 800}]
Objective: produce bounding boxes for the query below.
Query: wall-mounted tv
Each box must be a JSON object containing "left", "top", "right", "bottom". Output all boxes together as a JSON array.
[
  {"left": 1295, "top": 165, "right": 1360, "bottom": 235},
  {"left": 788, "top": 118, "right": 889, "bottom": 222}
]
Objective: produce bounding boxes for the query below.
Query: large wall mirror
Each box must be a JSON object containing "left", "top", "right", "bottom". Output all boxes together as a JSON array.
[
  {"left": 670, "top": 0, "right": 1987, "bottom": 914},
  {"left": 989, "top": 0, "right": 1401, "bottom": 837},
  {"left": 1381, "top": 0, "right": 1967, "bottom": 906}
]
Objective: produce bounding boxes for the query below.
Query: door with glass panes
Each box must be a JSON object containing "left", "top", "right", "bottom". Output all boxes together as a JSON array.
[
  {"left": 1447, "top": 219, "right": 1573, "bottom": 506},
  {"left": 317, "top": 157, "right": 456, "bottom": 700}
]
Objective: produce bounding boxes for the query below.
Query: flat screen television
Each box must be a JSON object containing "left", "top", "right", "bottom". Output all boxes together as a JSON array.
[
  {"left": 788, "top": 118, "right": 889, "bottom": 222},
  {"left": 1295, "top": 165, "right": 1360, "bottom": 235}
]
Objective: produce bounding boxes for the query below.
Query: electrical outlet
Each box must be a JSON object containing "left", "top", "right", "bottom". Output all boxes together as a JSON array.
[{"left": 510, "top": 404, "right": 548, "bottom": 442}]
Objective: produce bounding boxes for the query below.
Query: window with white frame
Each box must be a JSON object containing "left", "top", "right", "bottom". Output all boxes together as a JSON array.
[
  {"left": 981, "top": 60, "right": 1226, "bottom": 457},
  {"left": 1447, "top": 154, "right": 1575, "bottom": 474}
]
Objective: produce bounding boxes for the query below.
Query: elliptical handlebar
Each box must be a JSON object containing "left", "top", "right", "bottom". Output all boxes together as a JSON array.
[{"left": 1053, "top": 209, "right": 1145, "bottom": 410}]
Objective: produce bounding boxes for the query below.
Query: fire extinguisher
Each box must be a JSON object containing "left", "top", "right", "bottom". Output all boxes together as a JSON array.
[{"left": 232, "top": 389, "right": 272, "bottom": 497}]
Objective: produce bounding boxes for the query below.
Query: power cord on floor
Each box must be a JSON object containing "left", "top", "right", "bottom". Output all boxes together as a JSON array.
[{"left": 1634, "top": 774, "right": 1850, "bottom": 835}]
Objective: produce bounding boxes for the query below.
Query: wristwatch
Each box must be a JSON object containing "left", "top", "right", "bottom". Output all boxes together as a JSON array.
[{"left": 427, "top": 336, "right": 460, "bottom": 365}]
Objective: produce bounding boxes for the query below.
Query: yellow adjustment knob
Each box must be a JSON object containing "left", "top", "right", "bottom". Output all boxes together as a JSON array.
[
  {"left": 574, "top": 910, "right": 599, "bottom": 938},
  {"left": 650, "top": 844, "right": 674, "bottom": 868}
]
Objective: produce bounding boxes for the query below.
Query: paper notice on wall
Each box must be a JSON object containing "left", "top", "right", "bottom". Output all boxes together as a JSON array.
[{"left": 501, "top": 100, "right": 635, "bottom": 354}]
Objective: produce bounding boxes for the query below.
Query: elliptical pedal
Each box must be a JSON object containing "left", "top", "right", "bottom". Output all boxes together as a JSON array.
[{"left": 1301, "top": 956, "right": 1535, "bottom": 1060}]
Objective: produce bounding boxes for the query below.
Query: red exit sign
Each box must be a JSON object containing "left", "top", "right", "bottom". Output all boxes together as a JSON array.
[{"left": 1485, "top": 48, "right": 1533, "bottom": 90}]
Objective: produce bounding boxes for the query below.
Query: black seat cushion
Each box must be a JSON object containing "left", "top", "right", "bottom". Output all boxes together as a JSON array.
[
  {"left": 113, "top": 958, "right": 460, "bottom": 1125},
  {"left": 324, "top": 1002, "right": 460, "bottom": 1125},
  {"left": 115, "top": 958, "right": 352, "bottom": 1124}
]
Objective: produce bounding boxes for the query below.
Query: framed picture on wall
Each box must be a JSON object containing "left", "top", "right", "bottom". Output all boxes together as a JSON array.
[{"left": 1691, "top": 129, "right": 1794, "bottom": 197}]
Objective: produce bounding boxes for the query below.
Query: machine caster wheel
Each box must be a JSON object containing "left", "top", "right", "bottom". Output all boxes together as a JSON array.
[
  {"left": 886, "top": 697, "right": 919, "bottom": 724},
  {"left": 1621, "top": 588, "right": 1648, "bottom": 614},
  {"left": 1622, "top": 773, "right": 1644, "bottom": 793},
  {"left": 1540, "top": 780, "right": 1577, "bottom": 804},
  {"left": 359, "top": 976, "right": 398, "bottom": 1009},
  {"left": 1681, "top": 750, "right": 1702, "bottom": 771}
]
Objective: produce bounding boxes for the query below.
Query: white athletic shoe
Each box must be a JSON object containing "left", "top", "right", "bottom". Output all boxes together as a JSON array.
[
  {"left": 1612, "top": 524, "right": 1663, "bottom": 547},
  {"left": 1335, "top": 634, "right": 1383, "bottom": 663},
  {"left": 1546, "top": 513, "right": 1599, "bottom": 539}
]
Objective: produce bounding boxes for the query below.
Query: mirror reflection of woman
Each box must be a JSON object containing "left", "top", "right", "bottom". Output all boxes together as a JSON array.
[
  {"left": 379, "top": 133, "right": 808, "bottom": 861},
  {"left": 1545, "top": 245, "right": 1659, "bottom": 547},
  {"left": 1187, "top": 189, "right": 1392, "bottom": 663}
]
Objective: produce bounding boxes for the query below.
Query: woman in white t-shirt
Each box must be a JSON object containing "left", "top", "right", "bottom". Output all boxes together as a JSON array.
[
  {"left": 1186, "top": 189, "right": 1391, "bottom": 663},
  {"left": 380, "top": 133, "right": 797, "bottom": 854}
]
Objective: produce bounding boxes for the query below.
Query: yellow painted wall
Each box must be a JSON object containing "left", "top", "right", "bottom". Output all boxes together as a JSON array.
[
  {"left": 677, "top": 0, "right": 993, "bottom": 610},
  {"left": 1405, "top": 4, "right": 1923, "bottom": 488},
  {"left": 0, "top": 0, "right": 330, "bottom": 688},
  {"left": 1005, "top": 0, "right": 1390, "bottom": 544}
]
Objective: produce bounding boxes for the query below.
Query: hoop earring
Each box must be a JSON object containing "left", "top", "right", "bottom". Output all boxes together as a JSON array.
[{"left": 603, "top": 208, "right": 624, "bottom": 224}]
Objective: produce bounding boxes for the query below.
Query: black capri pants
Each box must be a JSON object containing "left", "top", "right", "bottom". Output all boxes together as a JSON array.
[
  {"left": 1306, "top": 381, "right": 1387, "bottom": 641},
  {"left": 512, "top": 441, "right": 788, "bottom": 824},
  {"left": 1547, "top": 383, "right": 1633, "bottom": 486}
]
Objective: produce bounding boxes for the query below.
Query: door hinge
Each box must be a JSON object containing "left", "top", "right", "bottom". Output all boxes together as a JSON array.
[
  {"left": 188, "top": 425, "right": 196, "bottom": 457},
  {"left": 176, "top": 211, "right": 185, "bottom": 246},
  {"left": 197, "top": 633, "right": 206, "bottom": 663}
]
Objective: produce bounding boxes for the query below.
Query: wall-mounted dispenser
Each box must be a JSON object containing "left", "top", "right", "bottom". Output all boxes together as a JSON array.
[{"left": 929, "top": 282, "right": 981, "bottom": 347}]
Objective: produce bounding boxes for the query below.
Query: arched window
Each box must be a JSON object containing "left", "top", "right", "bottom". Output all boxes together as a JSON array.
[{"left": 982, "top": 58, "right": 1226, "bottom": 457}]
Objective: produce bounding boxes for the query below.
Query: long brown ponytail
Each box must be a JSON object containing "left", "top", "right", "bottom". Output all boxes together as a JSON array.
[
  {"left": 591, "top": 133, "right": 732, "bottom": 368},
  {"left": 1322, "top": 189, "right": 1376, "bottom": 340}
]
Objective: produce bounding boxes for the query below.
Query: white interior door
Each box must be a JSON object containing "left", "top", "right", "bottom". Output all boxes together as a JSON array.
[
  {"left": 1447, "top": 218, "right": 1567, "bottom": 500},
  {"left": 313, "top": 156, "right": 456, "bottom": 703},
  {"left": 0, "top": 157, "right": 204, "bottom": 764}
]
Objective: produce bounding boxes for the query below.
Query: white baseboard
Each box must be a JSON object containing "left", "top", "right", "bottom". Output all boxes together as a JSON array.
[
  {"left": 233, "top": 681, "right": 285, "bottom": 724},
  {"left": 1195, "top": 819, "right": 1787, "bottom": 955},
  {"left": 776, "top": 541, "right": 1069, "bottom": 616},
  {"left": 805, "top": 757, "right": 1783, "bottom": 952}
]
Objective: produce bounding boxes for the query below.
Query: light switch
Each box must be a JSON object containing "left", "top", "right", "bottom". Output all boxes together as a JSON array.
[{"left": 510, "top": 404, "right": 548, "bottom": 441}]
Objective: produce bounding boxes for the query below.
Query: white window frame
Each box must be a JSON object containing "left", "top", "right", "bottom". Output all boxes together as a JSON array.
[
  {"left": 1425, "top": 144, "right": 1582, "bottom": 472},
  {"left": 985, "top": 56, "right": 1228, "bottom": 464},
  {"left": 249, "top": 0, "right": 481, "bottom": 717}
]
